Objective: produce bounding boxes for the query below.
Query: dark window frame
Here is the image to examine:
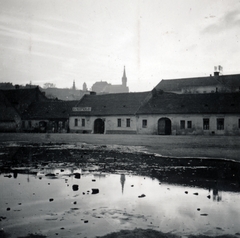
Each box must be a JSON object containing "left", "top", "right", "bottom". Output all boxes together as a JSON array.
[
  {"left": 126, "top": 118, "right": 131, "bottom": 127},
  {"left": 142, "top": 119, "right": 147, "bottom": 128},
  {"left": 217, "top": 118, "right": 224, "bottom": 130},
  {"left": 82, "top": 118, "right": 85, "bottom": 127},
  {"left": 203, "top": 118, "right": 209, "bottom": 130},
  {"left": 187, "top": 121, "right": 192, "bottom": 129},
  {"left": 180, "top": 120, "right": 185, "bottom": 129},
  {"left": 117, "top": 118, "right": 121, "bottom": 127},
  {"left": 74, "top": 118, "right": 78, "bottom": 127}
]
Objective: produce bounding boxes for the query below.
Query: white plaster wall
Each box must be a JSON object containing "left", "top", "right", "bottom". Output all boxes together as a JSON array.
[
  {"left": 69, "top": 115, "right": 137, "bottom": 134},
  {"left": 137, "top": 114, "right": 240, "bottom": 135},
  {"left": 69, "top": 116, "right": 93, "bottom": 133}
]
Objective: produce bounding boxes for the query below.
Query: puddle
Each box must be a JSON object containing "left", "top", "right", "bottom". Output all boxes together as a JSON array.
[
  {"left": 0, "top": 167, "right": 240, "bottom": 238},
  {"left": 0, "top": 143, "right": 240, "bottom": 238}
]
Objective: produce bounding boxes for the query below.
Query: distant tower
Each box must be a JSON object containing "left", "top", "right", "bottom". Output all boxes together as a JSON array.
[
  {"left": 72, "top": 80, "right": 76, "bottom": 90},
  {"left": 83, "top": 82, "right": 87, "bottom": 91},
  {"left": 122, "top": 66, "right": 127, "bottom": 87}
]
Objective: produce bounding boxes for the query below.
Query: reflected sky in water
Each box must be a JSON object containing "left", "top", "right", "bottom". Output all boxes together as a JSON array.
[{"left": 0, "top": 167, "right": 240, "bottom": 238}]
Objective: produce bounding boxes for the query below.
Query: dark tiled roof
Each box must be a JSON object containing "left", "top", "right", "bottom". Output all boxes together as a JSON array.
[
  {"left": 155, "top": 74, "right": 240, "bottom": 92},
  {"left": 1, "top": 87, "right": 49, "bottom": 114},
  {"left": 218, "top": 74, "right": 240, "bottom": 90},
  {"left": 2, "top": 87, "right": 48, "bottom": 103},
  {"left": 71, "top": 92, "right": 151, "bottom": 116},
  {"left": 137, "top": 92, "right": 240, "bottom": 114},
  {"left": 22, "top": 101, "right": 78, "bottom": 120}
]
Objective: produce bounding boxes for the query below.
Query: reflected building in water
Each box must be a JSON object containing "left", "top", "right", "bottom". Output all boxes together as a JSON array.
[
  {"left": 213, "top": 187, "right": 222, "bottom": 202},
  {"left": 120, "top": 174, "right": 126, "bottom": 194}
]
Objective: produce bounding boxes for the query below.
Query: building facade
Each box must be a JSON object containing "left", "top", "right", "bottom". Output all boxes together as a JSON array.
[
  {"left": 155, "top": 71, "right": 240, "bottom": 94},
  {"left": 69, "top": 90, "right": 240, "bottom": 136},
  {"left": 0, "top": 87, "right": 49, "bottom": 132},
  {"left": 136, "top": 91, "right": 240, "bottom": 135},
  {"left": 22, "top": 101, "right": 78, "bottom": 133},
  {"left": 91, "top": 66, "right": 129, "bottom": 94},
  {"left": 69, "top": 92, "right": 150, "bottom": 134}
]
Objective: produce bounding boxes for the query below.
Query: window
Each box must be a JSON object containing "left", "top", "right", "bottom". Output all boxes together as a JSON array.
[
  {"left": 142, "top": 119, "right": 147, "bottom": 128},
  {"left": 203, "top": 118, "right": 209, "bottom": 130},
  {"left": 28, "top": 121, "right": 32, "bottom": 128},
  {"left": 22, "top": 121, "right": 25, "bottom": 129},
  {"left": 180, "top": 120, "right": 185, "bottom": 129},
  {"left": 74, "top": 118, "right": 78, "bottom": 127},
  {"left": 187, "top": 121, "right": 192, "bottom": 129},
  {"left": 126, "top": 118, "right": 130, "bottom": 127},
  {"left": 82, "top": 119, "right": 85, "bottom": 127},
  {"left": 217, "top": 118, "right": 224, "bottom": 130},
  {"left": 117, "top": 119, "right": 121, "bottom": 127}
]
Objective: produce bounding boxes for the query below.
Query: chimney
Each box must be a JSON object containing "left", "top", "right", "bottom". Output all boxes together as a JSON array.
[{"left": 214, "top": 71, "right": 219, "bottom": 77}]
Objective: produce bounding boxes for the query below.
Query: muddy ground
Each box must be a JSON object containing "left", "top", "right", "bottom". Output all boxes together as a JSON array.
[
  {"left": 0, "top": 134, "right": 240, "bottom": 238},
  {"left": 1, "top": 133, "right": 240, "bottom": 161}
]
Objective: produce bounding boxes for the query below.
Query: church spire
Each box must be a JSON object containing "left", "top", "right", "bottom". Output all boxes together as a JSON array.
[
  {"left": 72, "top": 80, "right": 76, "bottom": 90},
  {"left": 122, "top": 66, "right": 127, "bottom": 87}
]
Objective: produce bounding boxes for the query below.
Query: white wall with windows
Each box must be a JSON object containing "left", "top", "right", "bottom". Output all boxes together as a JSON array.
[
  {"left": 69, "top": 115, "right": 137, "bottom": 134},
  {"left": 137, "top": 114, "right": 240, "bottom": 135}
]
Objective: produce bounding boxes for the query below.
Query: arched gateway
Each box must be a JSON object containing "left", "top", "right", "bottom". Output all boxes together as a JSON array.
[
  {"left": 158, "top": 118, "right": 171, "bottom": 135},
  {"left": 94, "top": 118, "right": 105, "bottom": 134}
]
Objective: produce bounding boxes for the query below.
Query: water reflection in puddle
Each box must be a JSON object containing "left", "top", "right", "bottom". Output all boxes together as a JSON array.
[{"left": 0, "top": 167, "right": 240, "bottom": 238}]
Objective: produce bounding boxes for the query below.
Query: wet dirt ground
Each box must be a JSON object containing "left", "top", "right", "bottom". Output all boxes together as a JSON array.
[{"left": 0, "top": 137, "right": 240, "bottom": 238}]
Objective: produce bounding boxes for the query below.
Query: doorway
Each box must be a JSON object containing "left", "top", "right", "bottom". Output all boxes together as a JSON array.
[
  {"left": 94, "top": 118, "right": 105, "bottom": 134},
  {"left": 158, "top": 118, "right": 171, "bottom": 135}
]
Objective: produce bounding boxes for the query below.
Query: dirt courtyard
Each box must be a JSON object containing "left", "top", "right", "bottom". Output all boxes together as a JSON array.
[{"left": 0, "top": 133, "right": 240, "bottom": 161}]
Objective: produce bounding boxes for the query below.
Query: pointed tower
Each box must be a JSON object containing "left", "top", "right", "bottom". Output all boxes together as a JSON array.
[
  {"left": 122, "top": 66, "right": 127, "bottom": 87},
  {"left": 83, "top": 82, "right": 87, "bottom": 91},
  {"left": 72, "top": 80, "right": 76, "bottom": 90}
]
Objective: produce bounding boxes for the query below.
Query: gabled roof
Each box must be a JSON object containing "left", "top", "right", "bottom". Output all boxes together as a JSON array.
[
  {"left": 155, "top": 74, "right": 240, "bottom": 92},
  {"left": 137, "top": 92, "right": 240, "bottom": 114},
  {"left": 1, "top": 87, "right": 49, "bottom": 114},
  {"left": 22, "top": 101, "right": 78, "bottom": 120},
  {"left": 70, "top": 92, "right": 151, "bottom": 116}
]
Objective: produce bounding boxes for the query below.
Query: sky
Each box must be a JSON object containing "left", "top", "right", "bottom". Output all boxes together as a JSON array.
[{"left": 0, "top": 0, "right": 240, "bottom": 92}]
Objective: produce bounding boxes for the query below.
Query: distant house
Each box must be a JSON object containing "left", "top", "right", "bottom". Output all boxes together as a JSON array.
[
  {"left": 136, "top": 91, "right": 240, "bottom": 135},
  {"left": 1, "top": 87, "right": 49, "bottom": 114},
  {"left": 22, "top": 101, "right": 78, "bottom": 133},
  {"left": 0, "top": 87, "right": 49, "bottom": 132},
  {"left": 0, "top": 91, "right": 21, "bottom": 132},
  {"left": 69, "top": 92, "right": 150, "bottom": 134},
  {"left": 155, "top": 71, "right": 240, "bottom": 94},
  {"left": 91, "top": 66, "right": 129, "bottom": 94}
]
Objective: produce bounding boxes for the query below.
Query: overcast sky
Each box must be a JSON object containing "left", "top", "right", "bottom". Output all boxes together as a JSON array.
[{"left": 0, "top": 0, "right": 240, "bottom": 92}]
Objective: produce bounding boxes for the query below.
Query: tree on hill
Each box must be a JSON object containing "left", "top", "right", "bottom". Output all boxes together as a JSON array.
[{"left": 43, "top": 83, "right": 56, "bottom": 89}]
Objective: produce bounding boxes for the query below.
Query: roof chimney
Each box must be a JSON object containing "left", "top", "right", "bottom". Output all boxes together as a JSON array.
[{"left": 214, "top": 71, "right": 219, "bottom": 77}]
